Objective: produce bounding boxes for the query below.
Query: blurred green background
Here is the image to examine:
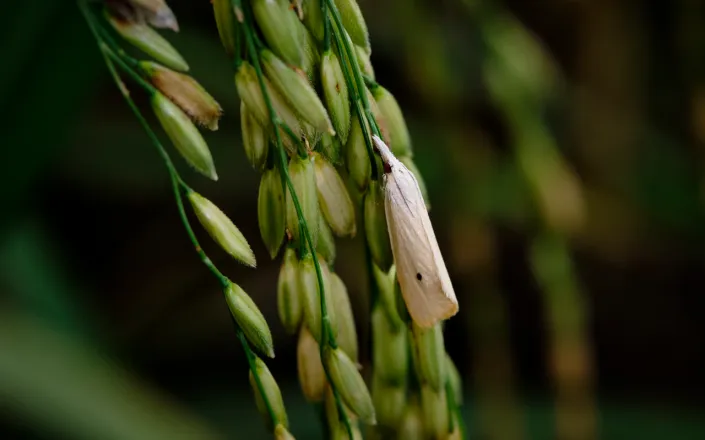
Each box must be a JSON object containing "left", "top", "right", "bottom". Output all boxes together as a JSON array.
[{"left": 2, "top": 0, "right": 705, "bottom": 439}]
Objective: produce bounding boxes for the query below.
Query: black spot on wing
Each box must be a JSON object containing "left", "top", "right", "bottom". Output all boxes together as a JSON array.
[{"left": 416, "top": 272, "right": 423, "bottom": 281}]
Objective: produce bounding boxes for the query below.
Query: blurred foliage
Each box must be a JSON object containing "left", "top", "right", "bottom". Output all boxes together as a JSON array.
[{"left": 1, "top": 0, "right": 705, "bottom": 439}]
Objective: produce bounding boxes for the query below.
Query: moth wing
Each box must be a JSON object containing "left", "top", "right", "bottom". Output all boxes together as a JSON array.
[
  {"left": 384, "top": 165, "right": 457, "bottom": 328},
  {"left": 418, "top": 194, "right": 458, "bottom": 310}
]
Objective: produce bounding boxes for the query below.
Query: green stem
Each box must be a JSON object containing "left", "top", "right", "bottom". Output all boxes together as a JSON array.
[
  {"left": 325, "top": 0, "right": 376, "bottom": 126},
  {"left": 239, "top": 1, "right": 352, "bottom": 437},
  {"left": 232, "top": 2, "right": 243, "bottom": 65},
  {"left": 96, "top": 16, "right": 139, "bottom": 64},
  {"left": 237, "top": 327, "right": 280, "bottom": 426},
  {"left": 82, "top": 3, "right": 151, "bottom": 83},
  {"left": 322, "top": 0, "right": 331, "bottom": 52},
  {"left": 102, "top": 47, "right": 158, "bottom": 95},
  {"left": 324, "top": 0, "right": 379, "bottom": 179}
]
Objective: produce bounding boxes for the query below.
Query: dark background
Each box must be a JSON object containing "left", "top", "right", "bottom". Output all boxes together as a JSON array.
[{"left": 1, "top": 0, "right": 704, "bottom": 439}]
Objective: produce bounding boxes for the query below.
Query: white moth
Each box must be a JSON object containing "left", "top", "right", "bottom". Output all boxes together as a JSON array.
[{"left": 373, "top": 135, "right": 458, "bottom": 327}]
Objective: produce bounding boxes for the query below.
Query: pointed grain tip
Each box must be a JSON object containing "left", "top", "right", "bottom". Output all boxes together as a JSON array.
[{"left": 264, "top": 346, "right": 275, "bottom": 358}]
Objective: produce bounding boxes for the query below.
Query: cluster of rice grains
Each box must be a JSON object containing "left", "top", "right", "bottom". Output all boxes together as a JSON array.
[
  {"left": 217, "top": 0, "right": 464, "bottom": 438},
  {"left": 80, "top": 0, "right": 464, "bottom": 438},
  {"left": 80, "top": 0, "right": 286, "bottom": 434}
]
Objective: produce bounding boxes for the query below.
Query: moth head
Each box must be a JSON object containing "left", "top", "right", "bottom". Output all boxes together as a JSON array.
[
  {"left": 372, "top": 135, "right": 383, "bottom": 154},
  {"left": 372, "top": 135, "right": 394, "bottom": 174}
]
